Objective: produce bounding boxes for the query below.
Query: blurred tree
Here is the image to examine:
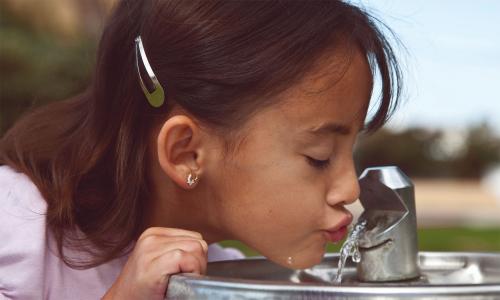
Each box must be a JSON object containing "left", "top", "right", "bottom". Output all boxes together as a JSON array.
[
  {"left": 1, "top": 0, "right": 115, "bottom": 40},
  {"left": 0, "top": 2, "right": 99, "bottom": 134},
  {"left": 456, "top": 123, "right": 500, "bottom": 178},
  {"left": 355, "top": 123, "right": 500, "bottom": 179},
  {"left": 355, "top": 128, "right": 441, "bottom": 177}
]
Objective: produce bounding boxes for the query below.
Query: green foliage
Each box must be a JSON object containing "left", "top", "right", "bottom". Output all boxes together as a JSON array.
[
  {"left": 417, "top": 227, "right": 500, "bottom": 252},
  {"left": 0, "top": 6, "right": 96, "bottom": 134}
]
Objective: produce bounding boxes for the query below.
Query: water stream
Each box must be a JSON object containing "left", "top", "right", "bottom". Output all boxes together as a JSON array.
[{"left": 334, "top": 219, "right": 367, "bottom": 283}]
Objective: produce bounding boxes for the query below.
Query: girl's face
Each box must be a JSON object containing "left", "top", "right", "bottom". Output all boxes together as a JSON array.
[{"left": 209, "top": 47, "right": 372, "bottom": 269}]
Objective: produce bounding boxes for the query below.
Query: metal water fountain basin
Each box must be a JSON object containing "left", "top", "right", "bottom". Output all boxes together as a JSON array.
[
  {"left": 167, "top": 252, "right": 500, "bottom": 299},
  {"left": 166, "top": 167, "right": 500, "bottom": 300}
]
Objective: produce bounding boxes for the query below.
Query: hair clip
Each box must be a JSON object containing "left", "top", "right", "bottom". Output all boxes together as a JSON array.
[{"left": 135, "top": 36, "right": 165, "bottom": 108}]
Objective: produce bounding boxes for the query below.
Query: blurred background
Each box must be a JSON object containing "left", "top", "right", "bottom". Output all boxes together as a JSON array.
[{"left": 1, "top": 0, "right": 499, "bottom": 256}]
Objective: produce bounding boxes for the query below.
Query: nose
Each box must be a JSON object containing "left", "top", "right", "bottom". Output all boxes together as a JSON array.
[{"left": 326, "top": 160, "right": 360, "bottom": 207}]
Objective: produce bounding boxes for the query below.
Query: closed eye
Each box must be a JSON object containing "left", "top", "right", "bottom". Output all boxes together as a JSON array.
[{"left": 305, "top": 156, "right": 331, "bottom": 170}]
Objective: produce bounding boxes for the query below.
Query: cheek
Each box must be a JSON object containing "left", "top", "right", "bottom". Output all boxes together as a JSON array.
[
  {"left": 217, "top": 156, "right": 328, "bottom": 268},
  {"left": 227, "top": 155, "right": 322, "bottom": 223}
]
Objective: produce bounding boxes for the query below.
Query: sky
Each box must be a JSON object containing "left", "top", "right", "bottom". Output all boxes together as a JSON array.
[{"left": 354, "top": 0, "right": 500, "bottom": 134}]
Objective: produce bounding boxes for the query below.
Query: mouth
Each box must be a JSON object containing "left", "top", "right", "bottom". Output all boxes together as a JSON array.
[
  {"left": 323, "top": 226, "right": 349, "bottom": 243},
  {"left": 323, "top": 214, "right": 353, "bottom": 243}
]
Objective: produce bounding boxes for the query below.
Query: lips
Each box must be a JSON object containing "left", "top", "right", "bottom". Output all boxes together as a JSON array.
[{"left": 323, "top": 214, "right": 353, "bottom": 243}]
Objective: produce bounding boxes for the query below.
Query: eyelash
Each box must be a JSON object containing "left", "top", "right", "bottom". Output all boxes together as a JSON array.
[{"left": 306, "top": 156, "right": 331, "bottom": 170}]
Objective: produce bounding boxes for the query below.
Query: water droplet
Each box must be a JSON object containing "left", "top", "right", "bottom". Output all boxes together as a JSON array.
[{"left": 352, "top": 249, "right": 361, "bottom": 263}]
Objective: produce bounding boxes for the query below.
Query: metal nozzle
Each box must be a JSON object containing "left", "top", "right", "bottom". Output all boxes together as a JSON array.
[{"left": 356, "top": 166, "right": 420, "bottom": 282}]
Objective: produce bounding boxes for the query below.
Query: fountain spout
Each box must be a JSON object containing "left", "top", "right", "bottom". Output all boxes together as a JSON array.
[{"left": 356, "top": 166, "right": 420, "bottom": 282}]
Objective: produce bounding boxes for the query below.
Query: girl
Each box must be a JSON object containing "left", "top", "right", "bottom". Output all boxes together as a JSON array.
[{"left": 0, "top": 0, "right": 402, "bottom": 299}]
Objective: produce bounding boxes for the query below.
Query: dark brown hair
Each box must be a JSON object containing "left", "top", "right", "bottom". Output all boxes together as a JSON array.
[{"left": 0, "top": 0, "right": 402, "bottom": 268}]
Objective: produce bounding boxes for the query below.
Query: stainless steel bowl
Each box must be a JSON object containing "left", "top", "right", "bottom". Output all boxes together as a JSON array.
[{"left": 166, "top": 252, "right": 500, "bottom": 299}]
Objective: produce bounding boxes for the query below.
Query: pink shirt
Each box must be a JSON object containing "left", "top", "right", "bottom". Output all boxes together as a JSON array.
[{"left": 0, "top": 166, "right": 244, "bottom": 299}]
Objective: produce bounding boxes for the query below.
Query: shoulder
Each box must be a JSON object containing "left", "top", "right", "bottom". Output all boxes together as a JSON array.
[
  {"left": 0, "top": 165, "right": 47, "bottom": 213},
  {"left": 0, "top": 165, "right": 48, "bottom": 299},
  {"left": 0, "top": 165, "right": 125, "bottom": 299},
  {"left": 0, "top": 165, "right": 47, "bottom": 230}
]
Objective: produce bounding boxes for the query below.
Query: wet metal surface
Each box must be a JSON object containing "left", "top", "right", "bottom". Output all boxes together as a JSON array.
[{"left": 166, "top": 252, "right": 500, "bottom": 299}]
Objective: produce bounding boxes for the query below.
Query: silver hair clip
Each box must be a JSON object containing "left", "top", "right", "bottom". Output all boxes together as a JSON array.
[{"left": 135, "top": 36, "right": 165, "bottom": 108}]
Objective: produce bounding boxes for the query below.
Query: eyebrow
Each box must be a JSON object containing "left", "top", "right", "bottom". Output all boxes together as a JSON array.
[{"left": 307, "top": 122, "right": 352, "bottom": 136}]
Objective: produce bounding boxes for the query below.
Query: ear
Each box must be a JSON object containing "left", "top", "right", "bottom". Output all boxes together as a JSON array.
[{"left": 157, "top": 115, "right": 205, "bottom": 189}]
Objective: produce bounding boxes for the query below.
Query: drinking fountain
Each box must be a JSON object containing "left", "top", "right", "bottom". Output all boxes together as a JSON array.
[
  {"left": 356, "top": 166, "right": 420, "bottom": 282},
  {"left": 165, "top": 166, "right": 500, "bottom": 300}
]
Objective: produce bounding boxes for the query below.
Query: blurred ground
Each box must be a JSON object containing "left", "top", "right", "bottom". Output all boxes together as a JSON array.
[
  {"left": 347, "top": 179, "right": 500, "bottom": 228},
  {"left": 414, "top": 179, "right": 500, "bottom": 227}
]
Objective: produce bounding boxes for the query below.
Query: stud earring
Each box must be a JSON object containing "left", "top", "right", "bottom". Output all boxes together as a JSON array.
[{"left": 186, "top": 172, "right": 199, "bottom": 187}]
